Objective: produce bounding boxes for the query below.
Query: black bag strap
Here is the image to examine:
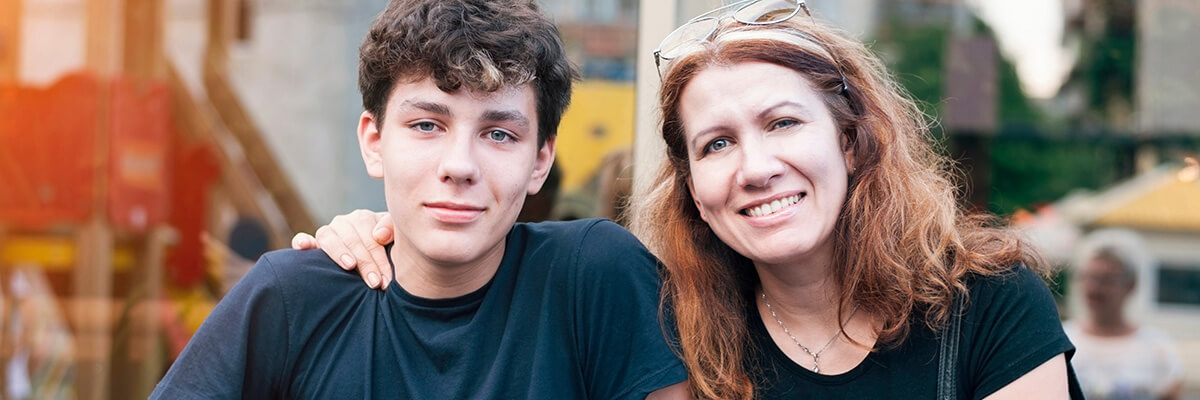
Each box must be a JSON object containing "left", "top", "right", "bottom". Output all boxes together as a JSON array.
[{"left": 938, "top": 293, "right": 965, "bottom": 400}]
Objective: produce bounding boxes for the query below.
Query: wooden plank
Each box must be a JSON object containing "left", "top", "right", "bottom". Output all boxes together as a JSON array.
[
  {"left": 87, "top": 0, "right": 121, "bottom": 77},
  {"left": 78, "top": 7, "right": 115, "bottom": 387},
  {"left": 206, "top": 0, "right": 236, "bottom": 61},
  {"left": 73, "top": 216, "right": 114, "bottom": 400},
  {"left": 123, "top": 0, "right": 164, "bottom": 81},
  {"left": 203, "top": 63, "right": 316, "bottom": 234},
  {"left": 0, "top": 0, "right": 20, "bottom": 82}
]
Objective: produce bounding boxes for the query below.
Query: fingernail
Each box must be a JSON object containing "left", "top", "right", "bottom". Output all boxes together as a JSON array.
[
  {"left": 339, "top": 254, "right": 355, "bottom": 268},
  {"left": 367, "top": 271, "right": 380, "bottom": 288},
  {"left": 374, "top": 227, "right": 389, "bottom": 240}
]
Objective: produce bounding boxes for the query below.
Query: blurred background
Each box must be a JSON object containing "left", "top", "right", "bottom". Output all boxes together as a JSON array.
[{"left": 0, "top": 0, "right": 1196, "bottom": 398}]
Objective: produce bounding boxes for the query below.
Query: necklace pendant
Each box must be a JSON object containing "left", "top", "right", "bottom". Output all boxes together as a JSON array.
[{"left": 811, "top": 364, "right": 819, "bottom": 373}]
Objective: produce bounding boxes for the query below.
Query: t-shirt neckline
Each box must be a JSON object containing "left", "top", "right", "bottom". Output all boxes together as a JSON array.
[{"left": 746, "top": 297, "right": 877, "bottom": 384}]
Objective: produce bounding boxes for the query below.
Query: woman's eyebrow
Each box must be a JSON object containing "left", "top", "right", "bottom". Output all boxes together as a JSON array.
[{"left": 757, "top": 100, "right": 809, "bottom": 121}]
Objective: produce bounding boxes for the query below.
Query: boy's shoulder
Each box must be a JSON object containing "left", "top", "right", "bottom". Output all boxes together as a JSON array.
[
  {"left": 512, "top": 218, "right": 641, "bottom": 250},
  {"left": 256, "top": 248, "right": 349, "bottom": 277},
  {"left": 510, "top": 218, "right": 659, "bottom": 282},
  {"left": 246, "top": 248, "right": 364, "bottom": 300}
]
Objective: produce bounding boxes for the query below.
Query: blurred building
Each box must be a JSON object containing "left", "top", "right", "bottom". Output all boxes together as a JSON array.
[{"left": 1136, "top": 0, "right": 1200, "bottom": 137}]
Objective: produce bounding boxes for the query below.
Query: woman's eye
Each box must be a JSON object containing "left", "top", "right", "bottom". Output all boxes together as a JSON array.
[
  {"left": 771, "top": 119, "right": 798, "bottom": 130},
  {"left": 704, "top": 138, "right": 730, "bottom": 154},
  {"left": 413, "top": 122, "right": 437, "bottom": 132},
  {"left": 487, "top": 130, "right": 512, "bottom": 142}
]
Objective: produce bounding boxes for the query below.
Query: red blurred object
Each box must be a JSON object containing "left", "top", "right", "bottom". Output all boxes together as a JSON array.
[
  {"left": 0, "top": 73, "right": 99, "bottom": 228},
  {"left": 166, "top": 144, "right": 219, "bottom": 288},
  {"left": 108, "top": 77, "right": 172, "bottom": 233}
]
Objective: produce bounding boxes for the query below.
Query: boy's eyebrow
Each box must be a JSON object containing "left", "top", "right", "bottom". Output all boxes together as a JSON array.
[
  {"left": 400, "top": 100, "right": 452, "bottom": 116},
  {"left": 481, "top": 109, "right": 531, "bottom": 131}
]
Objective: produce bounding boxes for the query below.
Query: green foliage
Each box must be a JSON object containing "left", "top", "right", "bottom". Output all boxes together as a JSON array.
[
  {"left": 875, "top": 23, "right": 949, "bottom": 120},
  {"left": 987, "top": 138, "right": 1123, "bottom": 215}
]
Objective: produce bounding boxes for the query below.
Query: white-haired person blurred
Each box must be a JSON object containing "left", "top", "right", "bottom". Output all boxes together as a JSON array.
[{"left": 1064, "top": 229, "right": 1184, "bottom": 400}]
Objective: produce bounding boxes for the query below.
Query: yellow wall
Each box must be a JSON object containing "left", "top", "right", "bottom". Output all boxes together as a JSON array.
[{"left": 555, "top": 80, "right": 636, "bottom": 191}]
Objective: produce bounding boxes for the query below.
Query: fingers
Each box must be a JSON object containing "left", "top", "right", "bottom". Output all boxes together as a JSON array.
[
  {"left": 372, "top": 212, "right": 394, "bottom": 244},
  {"left": 371, "top": 212, "right": 395, "bottom": 289},
  {"left": 291, "top": 232, "right": 317, "bottom": 250},
  {"left": 314, "top": 224, "right": 356, "bottom": 269},
  {"left": 316, "top": 210, "right": 390, "bottom": 290}
]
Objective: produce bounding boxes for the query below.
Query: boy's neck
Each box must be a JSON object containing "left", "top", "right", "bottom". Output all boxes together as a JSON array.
[{"left": 388, "top": 239, "right": 507, "bottom": 299}]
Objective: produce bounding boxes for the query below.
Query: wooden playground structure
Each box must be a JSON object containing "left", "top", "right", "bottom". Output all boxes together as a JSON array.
[{"left": 0, "top": 0, "right": 314, "bottom": 398}]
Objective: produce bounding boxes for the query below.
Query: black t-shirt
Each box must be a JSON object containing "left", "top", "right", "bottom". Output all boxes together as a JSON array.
[
  {"left": 748, "top": 266, "right": 1085, "bottom": 399},
  {"left": 151, "top": 219, "right": 687, "bottom": 399}
]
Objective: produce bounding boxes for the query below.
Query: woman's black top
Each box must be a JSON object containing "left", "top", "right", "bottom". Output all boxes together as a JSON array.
[{"left": 747, "top": 266, "right": 1085, "bottom": 399}]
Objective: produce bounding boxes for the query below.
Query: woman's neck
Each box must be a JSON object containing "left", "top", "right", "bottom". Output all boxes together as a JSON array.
[
  {"left": 754, "top": 257, "right": 841, "bottom": 320},
  {"left": 753, "top": 256, "right": 879, "bottom": 375}
]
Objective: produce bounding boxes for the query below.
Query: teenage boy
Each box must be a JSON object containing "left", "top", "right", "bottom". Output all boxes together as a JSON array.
[{"left": 149, "top": 0, "right": 687, "bottom": 398}]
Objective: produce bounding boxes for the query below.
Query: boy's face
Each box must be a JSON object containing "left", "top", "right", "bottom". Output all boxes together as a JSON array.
[{"left": 358, "top": 78, "right": 554, "bottom": 269}]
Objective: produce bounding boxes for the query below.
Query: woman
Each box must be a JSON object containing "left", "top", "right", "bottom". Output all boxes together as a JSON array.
[{"left": 295, "top": 1, "right": 1082, "bottom": 398}]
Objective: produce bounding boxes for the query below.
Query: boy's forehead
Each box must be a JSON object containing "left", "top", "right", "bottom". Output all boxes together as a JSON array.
[{"left": 388, "top": 77, "right": 536, "bottom": 111}]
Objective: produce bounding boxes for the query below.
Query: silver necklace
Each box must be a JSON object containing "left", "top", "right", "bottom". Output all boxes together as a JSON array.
[{"left": 761, "top": 292, "right": 859, "bottom": 373}]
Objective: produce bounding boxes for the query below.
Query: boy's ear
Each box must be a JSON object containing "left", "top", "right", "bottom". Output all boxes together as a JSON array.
[
  {"left": 358, "top": 111, "right": 384, "bottom": 179},
  {"left": 526, "top": 136, "right": 557, "bottom": 195}
]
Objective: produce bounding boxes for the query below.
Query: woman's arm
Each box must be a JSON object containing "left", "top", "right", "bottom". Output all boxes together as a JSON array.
[
  {"left": 983, "top": 354, "right": 1068, "bottom": 400},
  {"left": 292, "top": 209, "right": 395, "bottom": 289},
  {"left": 646, "top": 382, "right": 692, "bottom": 400}
]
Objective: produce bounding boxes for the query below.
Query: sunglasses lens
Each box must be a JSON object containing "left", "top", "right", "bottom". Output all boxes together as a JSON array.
[
  {"left": 658, "top": 17, "right": 718, "bottom": 60},
  {"left": 733, "top": 0, "right": 802, "bottom": 24}
]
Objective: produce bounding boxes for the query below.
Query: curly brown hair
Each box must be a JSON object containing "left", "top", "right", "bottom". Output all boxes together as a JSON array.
[
  {"left": 358, "top": 0, "right": 578, "bottom": 147},
  {"left": 631, "top": 19, "right": 1046, "bottom": 400}
]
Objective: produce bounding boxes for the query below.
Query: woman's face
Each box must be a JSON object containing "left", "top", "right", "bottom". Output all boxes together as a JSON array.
[{"left": 680, "top": 61, "right": 852, "bottom": 269}]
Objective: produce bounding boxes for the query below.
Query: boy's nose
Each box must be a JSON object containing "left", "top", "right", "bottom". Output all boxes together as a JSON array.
[{"left": 438, "top": 134, "right": 480, "bottom": 185}]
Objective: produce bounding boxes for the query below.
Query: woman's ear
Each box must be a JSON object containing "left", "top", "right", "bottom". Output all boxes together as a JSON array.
[
  {"left": 686, "top": 177, "right": 709, "bottom": 222},
  {"left": 843, "top": 135, "right": 857, "bottom": 175}
]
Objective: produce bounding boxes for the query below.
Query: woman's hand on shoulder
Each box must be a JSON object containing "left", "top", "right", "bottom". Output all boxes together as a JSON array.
[
  {"left": 984, "top": 353, "right": 1069, "bottom": 400},
  {"left": 291, "top": 209, "right": 395, "bottom": 290}
]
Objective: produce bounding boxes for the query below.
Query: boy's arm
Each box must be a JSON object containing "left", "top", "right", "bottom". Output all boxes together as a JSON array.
[{"left": 150, "top": 255, "right": 291, "bottom": 399}]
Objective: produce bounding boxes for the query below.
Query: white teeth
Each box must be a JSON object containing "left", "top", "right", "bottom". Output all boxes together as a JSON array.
[{"left": 745, "top": 194, "right": 802, "bottom": 217}]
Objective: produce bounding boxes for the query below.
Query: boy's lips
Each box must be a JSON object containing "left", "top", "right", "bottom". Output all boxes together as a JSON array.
[{"left": 425, "top": 202, "right": 486, "bottom": 224}]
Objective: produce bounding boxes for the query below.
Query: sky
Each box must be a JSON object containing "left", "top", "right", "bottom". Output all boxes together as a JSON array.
[{"left": 968, "top": 0, "right": 1076, "bottom": 99}]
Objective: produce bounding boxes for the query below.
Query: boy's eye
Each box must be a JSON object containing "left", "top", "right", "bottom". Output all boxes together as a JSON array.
[
  {"left": 705, "top": 138, "right": 730, "bottom": 154},
  {"left": 487, "top": 130, "right": 512, "bottom": 142},
  {"left": 414, "top": 122, "right": 437, "bottom": 132}
]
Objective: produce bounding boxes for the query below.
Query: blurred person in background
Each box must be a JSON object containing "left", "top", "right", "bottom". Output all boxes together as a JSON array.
[{"left": 1064, "top": 230, "right": 1184, "bottom": 400}]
